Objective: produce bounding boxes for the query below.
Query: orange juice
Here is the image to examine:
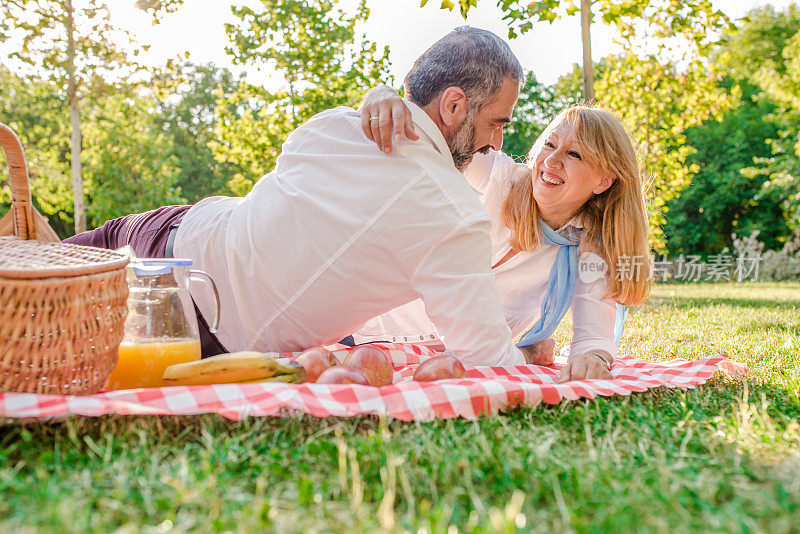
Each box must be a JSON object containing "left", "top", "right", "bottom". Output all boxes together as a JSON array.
[{"left": 104, "top": 338, "right": 201, "bottom": 390}]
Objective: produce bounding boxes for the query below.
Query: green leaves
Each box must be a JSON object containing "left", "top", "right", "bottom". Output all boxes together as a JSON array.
[
  {"left": 1, "top": 1, "right": 152, "bottom": 102},
  {"left": 0, "top": 64, "right": 75, "bottom": 238},
  {"left": 593, "top": 51, "right": 733, "bottom": 251},
  {"left": 1, "top": 63, "right": 184, "bottom": 233},
  {"left": 213, "top": 0, "right": 393, "bottom": 190},
  {"left": 663, "top": 80, "right": 786, "bottom": 255},
  {"left": 421, "top": 0, "right": 729, "bottom": 44},
  {"left": 152, "top": 63, "right": 244, "bottom": 202},
  {"left": 0, "top": 0, "right": 189, "bottom": 232},
  {"left": 81, "top": 92, "right": 183, "bottom": 226},
  {"left": 133, "top": 0, "right": 185, "bottom": 23},
  {"left": 708, "top": 6, "right": 800, "bottom": 244},
  {"left": 501, "top": 69, "right": 582, "bottom": 161}
]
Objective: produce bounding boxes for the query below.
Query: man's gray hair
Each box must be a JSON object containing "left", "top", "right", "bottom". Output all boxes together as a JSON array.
[{"left": 404, "top": 26, "right": 523, "bottom": 111}]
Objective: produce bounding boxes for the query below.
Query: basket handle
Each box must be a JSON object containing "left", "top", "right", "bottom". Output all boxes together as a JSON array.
[{"left": 0, "top": 123, "right": 60, "bottom": 242}]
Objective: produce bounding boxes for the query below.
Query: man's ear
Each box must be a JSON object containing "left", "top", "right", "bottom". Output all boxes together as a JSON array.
[
  {"left": 438, "top": 86, "right": 469, "bottom": 130},
  {"left": 593, "top": 174, "right": 616, "bottom": 195}
]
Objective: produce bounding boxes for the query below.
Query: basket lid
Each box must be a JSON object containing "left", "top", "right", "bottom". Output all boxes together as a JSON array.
[{"left": 0, "top": 236, "right": 129, "bottom": 279}]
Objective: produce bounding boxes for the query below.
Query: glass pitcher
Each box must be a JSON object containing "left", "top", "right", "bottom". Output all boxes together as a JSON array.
[{"left": 104, "top": 258, "right": 221, "bottom": 390}]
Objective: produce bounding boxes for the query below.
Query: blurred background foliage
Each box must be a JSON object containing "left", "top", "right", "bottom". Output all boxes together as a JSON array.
[{"left": 0, "top": 0, "right": 798, "bottom": 259}]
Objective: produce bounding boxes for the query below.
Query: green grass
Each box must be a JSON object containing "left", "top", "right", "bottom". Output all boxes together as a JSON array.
[{"left": 2, "top": 282, "right": 799, "bottom": 533}]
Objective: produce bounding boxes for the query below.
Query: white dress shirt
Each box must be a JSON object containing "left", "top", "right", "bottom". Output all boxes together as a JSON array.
[
  {"left": 354, "top": 149, "right": 618, "bottom": 359},
  {"left": 174, "top": 102, "right": 525, "bottom": 366}
]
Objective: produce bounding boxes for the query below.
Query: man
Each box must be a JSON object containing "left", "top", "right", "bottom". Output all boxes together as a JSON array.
[{"left": 67, "top": 27, "right": 527, "bottom": 366}]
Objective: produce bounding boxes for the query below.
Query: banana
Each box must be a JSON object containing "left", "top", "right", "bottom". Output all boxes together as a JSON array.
[
  {"left": 239, "top": 361, "right": 306, "bottom": 384},
  {"left": 162, "top": 352, "right": 305, "bottom": 386},
  {"left": 240, "top": 371, "right": 305, "bottom": 384}
]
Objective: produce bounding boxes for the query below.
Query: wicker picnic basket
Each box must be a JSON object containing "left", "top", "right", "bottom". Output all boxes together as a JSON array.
[{"left": 0, "top": 123, "right": 130, "bottom": 395}]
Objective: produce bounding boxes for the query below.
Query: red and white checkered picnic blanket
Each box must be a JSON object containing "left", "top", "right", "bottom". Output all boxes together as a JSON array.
[{"left": 0, "top": 343, "right": 746, "bottom": 421}]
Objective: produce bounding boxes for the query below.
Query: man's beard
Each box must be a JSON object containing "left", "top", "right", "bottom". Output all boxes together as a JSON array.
[{"left": 449, "top": 111, "right": 490, "bottom": 172}]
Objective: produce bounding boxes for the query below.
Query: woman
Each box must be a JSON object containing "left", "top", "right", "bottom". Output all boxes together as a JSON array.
[{"left": 357, "top": 88, "right": 651, "bottom": 381}]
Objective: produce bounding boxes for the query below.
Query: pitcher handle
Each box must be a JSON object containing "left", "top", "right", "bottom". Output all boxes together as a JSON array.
[{"left": 187, "top": 269, "right": 221, "bottom": 334}]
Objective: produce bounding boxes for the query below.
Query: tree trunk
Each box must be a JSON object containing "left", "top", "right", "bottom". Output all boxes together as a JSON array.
[
  {"left": 580, "top": 0, "right": 595, "bottom": 102},
  {"left": 65, "top": 0, "right": 86, "bottom": 234}
]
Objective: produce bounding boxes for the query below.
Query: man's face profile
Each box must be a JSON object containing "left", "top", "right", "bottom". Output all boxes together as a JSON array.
[{"left": 448, "top": 77, "right": 519, "bottom": 171}]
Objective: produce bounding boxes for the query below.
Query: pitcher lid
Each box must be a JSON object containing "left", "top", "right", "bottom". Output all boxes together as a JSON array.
[{"left": 131, "top": 258, "right": 193, "bottom": 276}]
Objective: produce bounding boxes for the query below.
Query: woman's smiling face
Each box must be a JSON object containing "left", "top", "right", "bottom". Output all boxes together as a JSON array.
[{"left": 530, "top": 121, "right": 614, "bottom": 228}]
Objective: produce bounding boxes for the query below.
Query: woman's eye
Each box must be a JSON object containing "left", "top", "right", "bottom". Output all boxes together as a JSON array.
[
  {"left": 544, "top": 141, "right": 555, "bottom": 148},
  {"left": 568, "top": 150, "right": 582, "bottom": 160}
]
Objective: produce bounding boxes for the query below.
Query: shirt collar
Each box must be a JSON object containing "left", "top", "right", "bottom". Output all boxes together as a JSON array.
[
  {"left": 404, "top": 99, "right": 455, "bottom": 169},
  {"left": 556, "top": 217, "right": 583, "bottom": 234},
  {"left": 567, "top": 217, "right": 583, "bottom": 229}
]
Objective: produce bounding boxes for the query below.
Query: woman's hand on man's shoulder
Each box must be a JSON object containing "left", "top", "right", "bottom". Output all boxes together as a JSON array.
[{"left": 359, "top": 85, "right": 419, "bottom": 154}]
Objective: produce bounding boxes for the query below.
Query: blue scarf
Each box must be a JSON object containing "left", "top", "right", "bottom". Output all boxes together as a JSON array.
[
  {"left": 515, "top": 220, "right": 580, "bottom": 347},
  {"left": 514, "top": 220, "right": 626, "bottom": 347}
]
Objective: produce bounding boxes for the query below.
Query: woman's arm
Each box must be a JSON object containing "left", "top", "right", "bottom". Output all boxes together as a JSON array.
[
  {"left": 558, "top": 351, "right": 613, "bottom": 381},
  {"left": 558, "top": 273, "right": 617, "bottom": 381},
  {"left": 359, "top": 86, "right": 419, "bottom": 153}
]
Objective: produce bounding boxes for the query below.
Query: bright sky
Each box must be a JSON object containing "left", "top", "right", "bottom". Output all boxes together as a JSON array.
[{"left": 107, "top": 0, "right": 793, "bottom": 86}]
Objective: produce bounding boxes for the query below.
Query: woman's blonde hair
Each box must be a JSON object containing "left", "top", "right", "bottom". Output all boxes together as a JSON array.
[{"left": 501, "top": 105, "right": 651, "bottom": 306}]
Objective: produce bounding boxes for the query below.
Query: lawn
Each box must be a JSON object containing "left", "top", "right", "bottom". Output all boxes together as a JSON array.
[{"left": 1, "top": 282, "right": 799, "bottom": 533}]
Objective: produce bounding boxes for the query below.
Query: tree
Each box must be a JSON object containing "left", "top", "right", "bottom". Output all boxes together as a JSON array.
[
  {"left": 662, "top": 6, "right": 800, "bottom": 255},
  {"left": 0, "top": 62, "right": 187, "bottom": 234},
  {"left": 725, "top": 5, "right": 800, "bottom": 231},
  {"left": 0, "top": 64, "right": 74, "bottom": 238},
  {"left": 0, "top": 0, "right": 181, "bottom": 233},
  {"left": 596, "top": 53, "right": 731, "bottom": 250},
  {"left": 579, "top": 0, "right": 594, "bottom": 101},
  {"left": 421, "top": 0, "right": 728, "bottom": 102},
  {"left": 80, "top": 92, "right": 183, "bottom": 226},
  {"left": 717, "top": 4, "right": 800, "bottom": 84},
  {"left": 153, "top": 63, "right": 243, "bottom": 201},
  {"left": 663, "top": 80, "right": 785, "bottom": 255},
  {"left": 501, "top": 68, "right": 582, "bottom": 160},
  {"left": 212, "top": 0, "right": 393, "bottom": 193}
]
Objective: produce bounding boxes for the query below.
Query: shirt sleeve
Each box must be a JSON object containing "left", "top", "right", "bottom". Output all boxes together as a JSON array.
[
  {"left": 462, "top": 151, "right": 496, "bottom": 190},
  {"left": 411, "top": 217, "right": 525, "bottom": 367},
  {"left": 484, "top": 150, "right": 531, "bottom": 190},
  {"left": 569, "top": 274, "right": 618, "bottom": 360}
]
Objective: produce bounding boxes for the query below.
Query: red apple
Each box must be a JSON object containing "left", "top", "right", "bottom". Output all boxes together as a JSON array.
[
  {"left": 413, "top": 354, "right": 467, "bottom": 382},
  {"left": 316, "top": 366, "right": 369, "bottom": 385},
  {"left": 295, "top": 347, "right": 339, "bottom": 383},
  {"left": 343, "top": 345, "right": 393, "bottom": 387}
]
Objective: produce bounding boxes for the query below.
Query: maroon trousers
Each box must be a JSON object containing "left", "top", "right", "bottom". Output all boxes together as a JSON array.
[
  {"left": 63, "top": 205, "right": 190, "bottom": 257},
  {"left": 64, "top": 205, "right": 227, "bottom": 358}
]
